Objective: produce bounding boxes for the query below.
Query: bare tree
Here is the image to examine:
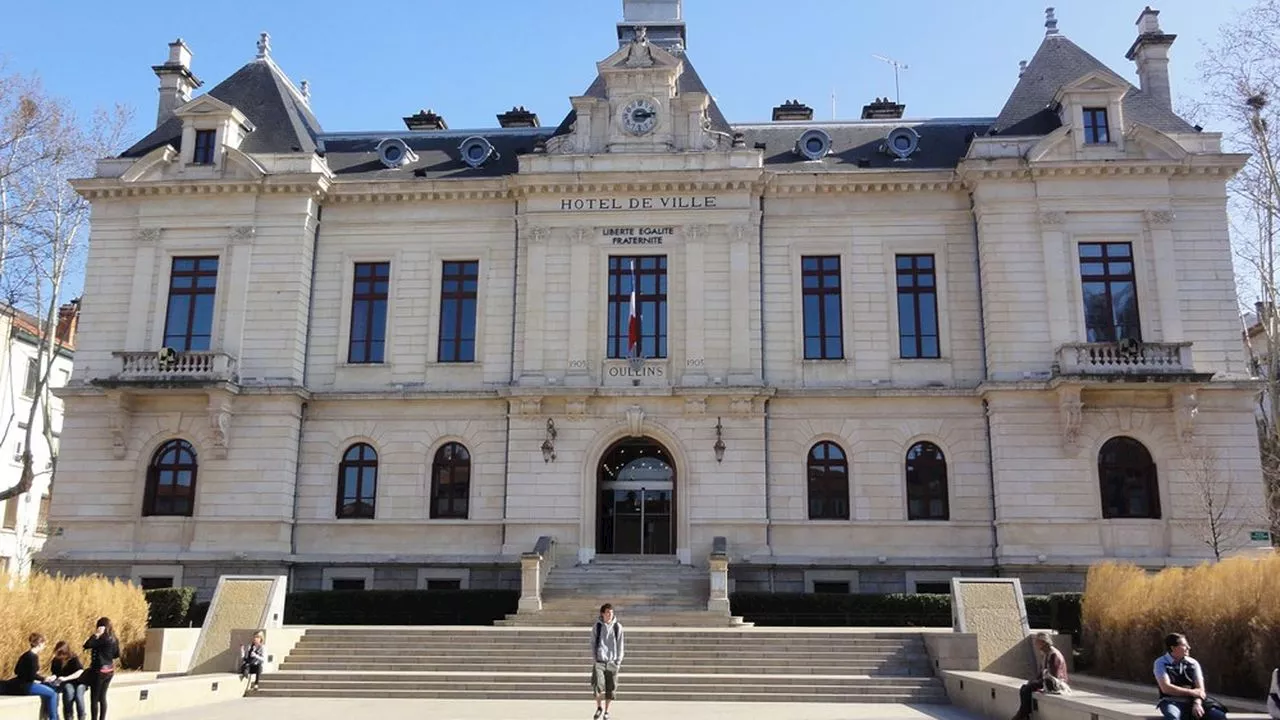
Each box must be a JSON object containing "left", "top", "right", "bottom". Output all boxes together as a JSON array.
[
  {"left": 1200, "top": 0, "right": 1280, "bottom": 542},
  {"left": 1176, "top": 444, "right": 1255, "bottom": 560},
  {"left": 0, "top": 66, "right": 129, "bottom": 506}
]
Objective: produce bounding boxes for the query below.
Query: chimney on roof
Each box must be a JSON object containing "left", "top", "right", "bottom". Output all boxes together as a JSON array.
[
  {"left": 772, "top": 100, "right": 813, "bottom": 122},
  {"left": 55, "top": 299, "right": 80, "bottom": 347},
  {"left": 1126, "top": 6, "right": 1177, "bottom": 111},
  {"left": 151, "top": 39, "right": 203, "bottom": 128},
  {"left": 498, "top": 106, "right": 539, "bottom": 128},
  {"left": 404, "top": 109, "right": 447, "bottom": 131},
  {"left": 619, "top": 0, "right": 687, "bottom": 51},
  {"left": 1019, "top": 60, "right": 1028, "bottom": 78},
  {"left": 861, "top": 97, "right": 905, "bottom": 120},
  {"left": 1045, "top": 7, "right": 1059, "bottom": 36}
]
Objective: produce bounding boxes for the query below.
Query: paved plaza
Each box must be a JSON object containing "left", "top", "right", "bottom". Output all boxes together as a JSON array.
[{"left": 147, "top": 698, "right": 982, "bottom": 720}]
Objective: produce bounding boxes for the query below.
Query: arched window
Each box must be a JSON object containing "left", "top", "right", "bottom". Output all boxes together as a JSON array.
[
  {"left": 143, "top": 439, "right": 198, "bottom": 517},
  {"left": 336, "top": 443, "right": 378, "bottom": 519},
  {"left": 807, "top": 441, "right": 849, "bottom": 520},
  {"left": 906, "top": 441, "right": 950, "bottom": 521},
  {"left": 1099, "top": 436, "right": 1161, "bottom": 519},
  {"left": 431, "top": 442, "right": 471, "bottom": 519}
]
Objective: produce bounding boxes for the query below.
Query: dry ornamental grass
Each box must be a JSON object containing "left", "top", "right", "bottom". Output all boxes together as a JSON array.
[
  {"left": 1083, "top": 555, "right": 1280, "bottom": 698},
  {"left": 0, "top": 572, "right": 149, "bottom": 673}
]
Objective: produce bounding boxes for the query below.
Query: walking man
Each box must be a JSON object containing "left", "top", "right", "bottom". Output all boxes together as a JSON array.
[{"left": 591, "top": 603, "right": 624, "bottom": 720}]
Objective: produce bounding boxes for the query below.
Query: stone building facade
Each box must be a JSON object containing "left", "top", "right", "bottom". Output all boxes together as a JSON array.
[{"left": 42, "top": 1, "right": 1270, "bottom": 598}]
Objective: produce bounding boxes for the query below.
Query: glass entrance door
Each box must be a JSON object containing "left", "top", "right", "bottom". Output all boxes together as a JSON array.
[
  {"left": 596, "top": 443, "right": 676, "bottom": 555},
  {"left": 600, "top": 484, "right": 673, "bottom": 555}
]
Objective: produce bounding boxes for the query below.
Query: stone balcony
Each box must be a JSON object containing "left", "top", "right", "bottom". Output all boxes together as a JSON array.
[
  {"left": 110, "top": 350, "right": 238, "bottom": 384},
  {"left": 1054, "top": 341, "right": 1195, "bottom": 377}
]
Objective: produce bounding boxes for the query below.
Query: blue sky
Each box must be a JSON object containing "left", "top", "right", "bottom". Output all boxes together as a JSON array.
[{"left": 1, "top": 0, "right": 1257, "bottom": 141}]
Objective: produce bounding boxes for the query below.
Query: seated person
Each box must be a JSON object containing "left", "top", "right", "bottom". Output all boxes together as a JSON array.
[
  {"left": 10, "top": 633, "right": 59, "bottom": 720},
  {"left": 1153, "top": 633, "right": 1227, "bottom": 720},
  {"left": 238, "top": 632, "right": 267, "bottom": 689},
  {"left": 1012, "top": 632, "right": 1069, "bottom": 720}
]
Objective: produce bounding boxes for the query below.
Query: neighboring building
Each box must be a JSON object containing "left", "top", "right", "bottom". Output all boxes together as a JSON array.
[
  {"left": 0, "top": 302, "right": 77, "bottom": 576},
  {"left": 42, "top": 1, "right": 1270, "bottom": 599}
]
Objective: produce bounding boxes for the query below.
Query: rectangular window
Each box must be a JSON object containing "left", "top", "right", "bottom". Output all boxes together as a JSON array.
[
  {"left": 348, "top": 262, "right": 390, "bottom": 364},
  {"left": 330, "top": 578, "right": 367, "bottom": 591},
  {"left": 915, "top": 581, "right": 952, "bottom": 595},
  {"left": 1, "top": 499, "right": 16, "bottom": 530},
  {"left": 139, "top": 577, "right": 175, "bottom": 590},
  {"left": 35, "top": 495, "right": 49, "bottom": 534},
  {"left": 896, "top": 254, "right": 940, "bottom": 359},
  {"left": 192, "top": 129, "right": 217, "bottom": 165},
  {"left": 162, "top": 256, "right": 219, "bottom": 352},
  {"left": 607, "top": 256, "right": 667, "bottom": 359},
  {"left": 425, "top": 579, "right": 462, "bottom": 591},
  {"left": 1083, "top": 107, "right": 1110, "bottom": 144},
  {"left": 812, "top": 581, "right": 851, "bottom": 594},
  {"left": 22, "top": 358, "right": 38, "bottom": 397},
  {"left": 1079, "top": 242, "right": 1141, "bottom": 343},
  {"left": 438, "top": 261, "right": 479, "bottom": 363},
  {"left": 801, "top": 256, "right": 844, "bottom": 360}
]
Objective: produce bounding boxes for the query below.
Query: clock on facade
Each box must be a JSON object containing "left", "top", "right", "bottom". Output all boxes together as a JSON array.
[{"left": 621, "top": 98, "right": 659, "bottom": 136}]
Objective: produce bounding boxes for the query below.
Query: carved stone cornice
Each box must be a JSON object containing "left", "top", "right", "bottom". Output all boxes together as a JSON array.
[
  {"left": 511, "top": 178, "right": 757, "bottom": 196},
  {"left": 767, "top": 178, "right": 963, "bottom": 195},
  {"left": 71, "top": 177, "right": 331, "bottom": 201}
]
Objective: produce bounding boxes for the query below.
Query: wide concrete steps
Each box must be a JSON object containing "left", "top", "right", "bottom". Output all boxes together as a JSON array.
[{"left": 264, "top": 628, "right": 946, "bottom": 704}]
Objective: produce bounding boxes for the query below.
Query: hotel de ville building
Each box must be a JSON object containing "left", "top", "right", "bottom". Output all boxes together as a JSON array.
[{"left": 42, "top": 0, "right": 1270, "bottom": 601}]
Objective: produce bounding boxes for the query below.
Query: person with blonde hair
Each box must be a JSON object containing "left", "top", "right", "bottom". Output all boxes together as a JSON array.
[
  {"left": 1011, "top": 632, "right": 1069, "bottom": 720},
  {"left": 238, "top": 631, "right": 267, "bottom": 689}
]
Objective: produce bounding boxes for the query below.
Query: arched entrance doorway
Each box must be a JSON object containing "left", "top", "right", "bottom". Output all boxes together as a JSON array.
[{"left": 597, "top": 437, "right": 675, "bottom": 555}]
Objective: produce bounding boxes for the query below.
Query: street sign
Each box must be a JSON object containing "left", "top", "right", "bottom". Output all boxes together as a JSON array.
[{"left": 1250, "top": 530, "right": 1272, "bottom": 542}]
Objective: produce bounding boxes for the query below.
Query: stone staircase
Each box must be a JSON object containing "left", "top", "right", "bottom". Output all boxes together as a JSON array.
[
  {"left": 256, "top": 626, "right": 949, "bottom": 703},
  {"left": 501, "top": 555, "right": 746, "bottom": 627}
]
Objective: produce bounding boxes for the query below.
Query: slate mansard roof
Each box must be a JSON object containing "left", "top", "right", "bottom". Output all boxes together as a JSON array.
[{"left": 119, "top": 17, "right": 1199, "bottom": 177}]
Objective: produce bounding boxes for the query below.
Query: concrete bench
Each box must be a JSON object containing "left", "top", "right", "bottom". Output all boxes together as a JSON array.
[
  {"left": 0, "top": 673, "right": 244, "bottom": 720},
  {"left": 942, "top": 670, "right": 1271, "bottom": 720}
]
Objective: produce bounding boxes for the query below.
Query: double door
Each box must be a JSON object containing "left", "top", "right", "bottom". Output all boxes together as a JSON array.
[{"left": 598, "top": 481, "right": 673, "bottom": 555}]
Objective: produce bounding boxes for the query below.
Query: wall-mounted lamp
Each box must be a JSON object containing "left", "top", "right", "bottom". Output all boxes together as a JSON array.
[
  {"left": 713, "top": 417, "right": 726, "bottom": 463},
  {"left": 541, "top": 418, "right": 557, "bottom": 463}
]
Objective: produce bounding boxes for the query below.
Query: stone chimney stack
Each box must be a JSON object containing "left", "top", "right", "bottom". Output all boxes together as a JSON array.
[
  {"left": 403, "top": 109, "right": 447, "bottom": 131},
  {"left": 55, "top": 298, "right": 80, "bottom": 347},
  {"left": 861, "top": 98, "right": 906, "bottom": 120},
  {"left": 497, "top": 106, "right": 540, "bottom": 128},
  {"left": 619, "top": 0, "right": 687, "bottom": 50},
  {"left": 772, "top": 100, "right": 813, "bottom": 122},
  {"left": 1126, "top": 6, "right": 1177, "bottom": 111},
  {"left": 151, "top": 39, "right": 202, "bottom": 128}
]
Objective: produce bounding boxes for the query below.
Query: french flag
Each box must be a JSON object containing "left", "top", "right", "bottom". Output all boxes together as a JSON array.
[{"left": 627, "top": 260, "right": 640, "bottom": 359}]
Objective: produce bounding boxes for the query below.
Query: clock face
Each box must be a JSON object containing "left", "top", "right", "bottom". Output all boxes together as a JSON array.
[{"left": 621, "top": 98, "right": 659, "bottom": 136}]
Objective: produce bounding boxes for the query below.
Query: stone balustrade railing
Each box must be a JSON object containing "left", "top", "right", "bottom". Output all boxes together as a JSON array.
[
  {"left": 518, "top": 535, "right": 556, "bottom": 613},
  {"left": 113, "top": 350, "right": 238, "bottom": 382},
  {"left": 1055, "top": 341, "right": 1194, "bottom": 376}
]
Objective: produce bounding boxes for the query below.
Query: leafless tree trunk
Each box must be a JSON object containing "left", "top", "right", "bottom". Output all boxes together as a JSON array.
[
  {"left": 0, "top": 66, "right": 129, "bottom": 506},
  {"left": 1176, "top": 444, "right": 1253, "bottom": 559},
  {"left": 1200, "top": 0, "right": 1280, "bottom": 543}
]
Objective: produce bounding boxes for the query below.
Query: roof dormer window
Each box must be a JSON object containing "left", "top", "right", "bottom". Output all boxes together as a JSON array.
[
  {"left": 1083, "top": 107, "right": 1110, "bottom": 144},
  {"left": 192, "top": 129, "right": 217, "bottom": 165}
]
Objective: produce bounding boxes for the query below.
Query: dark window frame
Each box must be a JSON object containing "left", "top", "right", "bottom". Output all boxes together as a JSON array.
[
  {"left": 329, "top": 578, "right": 367, "bottom": 591},
  {"left": 139, "top": 577, "right": 175, "bottom": 591},
  {"left": 143, "top": 439, "right": 198, "bottom": 517},
  {"left": 430, "top": 442, "right": 471, "bottom": 519},
  {"left": 905, "top": 441, "right": 950, "bottom": 521},
  {"left": 607, "top": 255, "right": 668, "bottom": 360},
  {"left": 336, "top": 443, "right": 378, "bottom": 520},
  {"left": 896, "top": 254, "right": 941, "bottom": 359},
  {"left": 192, "top": 129, "right": 217, "bottom": 165},
  {"left": 1082, "top": 107, "right": 1110, "bottom": 144},
  {"left": 438, "top": 260, "right": 480, "bottom": 363},
  {"left": 425, "top": 579, "right": 463, "bottom": 591},
  {"left": 915, "top": 581, "right": 952, "bottom": 595},
  {"left": 348, "top": 262, "right": 390, "bottom": 364},
  {"left": 162, "top": 256, "right": 220, "bottom": 352},
  {"left": 1079, "top": 242, "right": 1142, "bottom": 343},
  {"left": 801, "top": 255, "right": 844, "bottom": 360},
  {"left": 811, "top": 581, "right": 851, "bottom": 594},
  {"left": 1099, "top": 436, "right": 1162, "bottom": 519},
  {"left": 807, "top": 441, "right": 850, "bottom": 521}
]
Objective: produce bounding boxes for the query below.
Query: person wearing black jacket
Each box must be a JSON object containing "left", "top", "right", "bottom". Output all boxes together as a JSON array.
[
  {"left": 82, "top": 617, "right": 119, "bottom": 720},
  {"left": 49, "top": 640, "right": 87, "bottom": 720},
  {"left": 10, "top": 632, "right": 58, "bottom": 720}
]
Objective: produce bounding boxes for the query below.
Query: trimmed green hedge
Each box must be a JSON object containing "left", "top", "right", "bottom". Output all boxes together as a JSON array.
[
  {"left": 144, "top": 587, "right": 196, "bottom": 628},
  {"left": 730, "top": 592, "right": 1084, "bottom": 634},
  {"left": 284, "top": 590, "right": 519, "bottom": 625}
]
